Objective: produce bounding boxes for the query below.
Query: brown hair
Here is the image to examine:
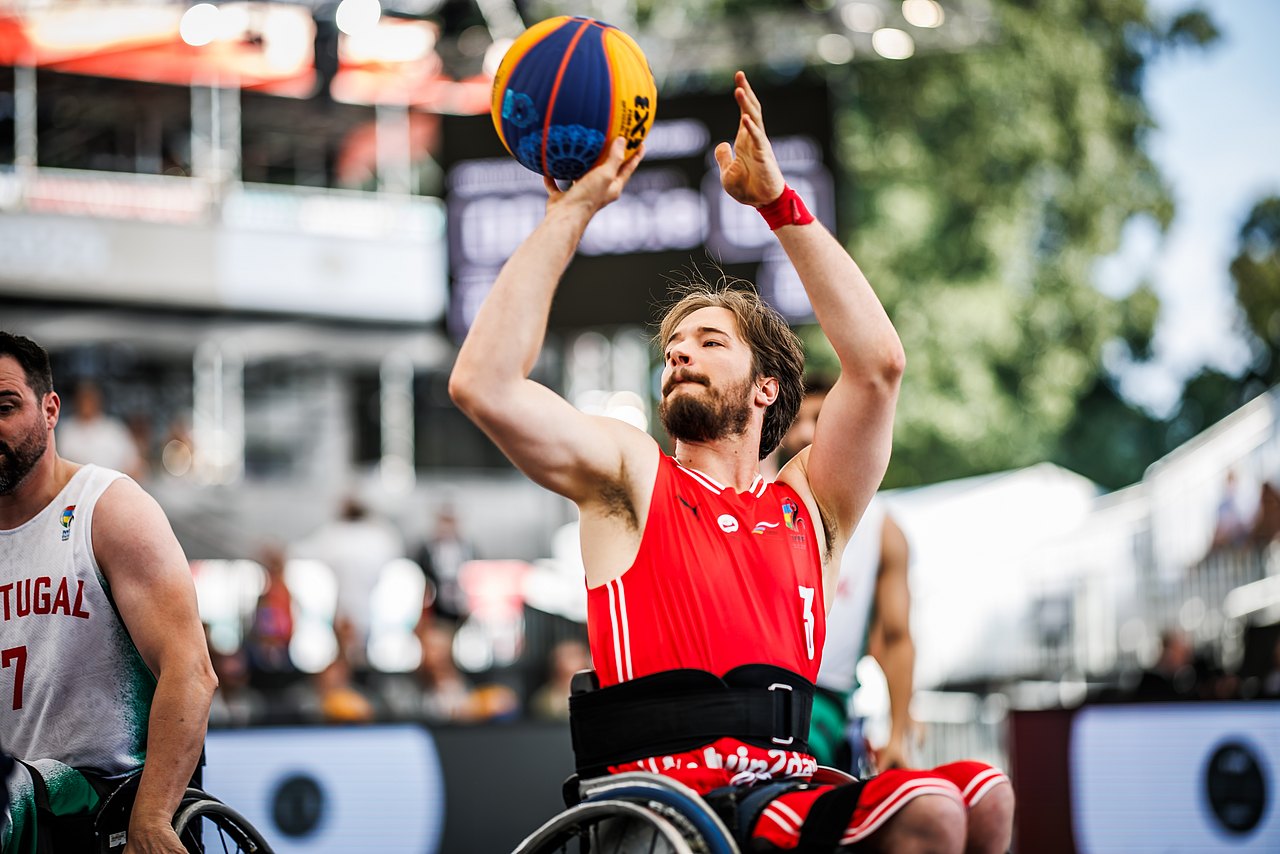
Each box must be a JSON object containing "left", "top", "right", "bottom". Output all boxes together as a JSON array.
[{"left": 657, "top": 278, "right": 805, "bottom": 459}]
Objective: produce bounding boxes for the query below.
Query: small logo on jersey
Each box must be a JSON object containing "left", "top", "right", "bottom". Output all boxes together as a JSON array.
[
  {"left": 717, "top": 514, "right": 740, "bottom": 533},
  {"left": 752, "top": 521, "right": 779, "bottom": 535},
  {"left": 781, "top": 500, "right": 797, "bottom": 530},
  {"left": 60, "top": 505, "right": 76, "bottom": 541},
  {"left": 678, "top": 495, "right": 699, "bottom": 519}
]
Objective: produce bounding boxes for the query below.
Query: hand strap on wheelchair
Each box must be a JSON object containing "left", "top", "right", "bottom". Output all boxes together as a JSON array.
[{"left": 568, "top": 664, "right": 814, "bottom": 775}]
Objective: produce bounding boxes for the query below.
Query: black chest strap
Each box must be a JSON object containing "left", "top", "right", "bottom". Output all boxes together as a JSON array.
[{"left": 568, "top": 664, "right": 814, "bottom": 776}]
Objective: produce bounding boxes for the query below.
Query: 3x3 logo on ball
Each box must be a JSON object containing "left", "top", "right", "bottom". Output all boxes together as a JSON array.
[{"left": 623, "top": 95, "right": 652, "bottom": 151}]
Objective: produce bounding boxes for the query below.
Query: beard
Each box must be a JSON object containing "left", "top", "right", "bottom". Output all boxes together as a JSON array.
[
  {"left": 659, "top": 370, "right": 754, "bottom": 445},
  {"left": 0, "top": 425, "right": 48, "bottom": 496}
]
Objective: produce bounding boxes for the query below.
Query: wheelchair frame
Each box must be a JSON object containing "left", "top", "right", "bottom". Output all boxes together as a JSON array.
[
  {"left": 514, "top": 767, "right": 858, "bottom": 854},
  {"left": 94, "top": 782, "right": 274, "bottom": 854}
]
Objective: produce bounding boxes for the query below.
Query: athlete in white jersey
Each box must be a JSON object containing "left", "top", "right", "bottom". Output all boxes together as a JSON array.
[
  {"left": 780, "top": 379, "right": 917, "bottom": 775},
  {"left": 0, "top": 332, "right": 217, "bottom": 854}
]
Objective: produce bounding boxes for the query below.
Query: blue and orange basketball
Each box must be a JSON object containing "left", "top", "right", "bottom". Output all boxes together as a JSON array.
[{"left": 491, "top": 16, "right": 656, "bottom": 181}]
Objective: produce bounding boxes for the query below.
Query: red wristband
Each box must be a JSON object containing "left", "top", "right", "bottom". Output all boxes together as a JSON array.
[{"left": 756, "top": 185, "right": 815, "bottom": 230}]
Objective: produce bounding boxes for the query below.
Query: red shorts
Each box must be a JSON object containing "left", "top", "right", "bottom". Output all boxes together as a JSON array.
[
  {"left": 754, "top": 761, "right": 1008, "bottom": 848},
  {"left": 611, "top": 741, "right": 1008, "bottom": 849}
]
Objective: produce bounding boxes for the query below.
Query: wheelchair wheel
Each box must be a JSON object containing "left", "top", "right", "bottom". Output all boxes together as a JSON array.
[
  {"left": 172, "top": 797, "right": 274, "bottom": 854},
  {"left": 514, "top": 799, "right": 699, "bottom": 854}
]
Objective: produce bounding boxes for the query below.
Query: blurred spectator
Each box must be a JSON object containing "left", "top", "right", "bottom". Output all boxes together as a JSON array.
[
  {"left": 244, "top": 544, "right": 296, "bottom": 676},
  {"left": 55, "top": 379, "right": 146, "bottom": 480},
  {"left": 1260, "top": 634, "right": 1280, "bottom": 699},
  {"left": 292, "top": 494, "right": 405, "bottom": 665},
  {"left": 1194, "top": 654, "right": 1240, "bottom": 702},
  {"left": 417, "top": 623, "right": 473, "bottom": 721},
  {"left": 529, "top": 639, "right": 591, "bottom": 722},
  {"left": 419, "top": 506, "right": 475, "bottom": 623},
  {"left": 1133, "top": 628, "right": 1197, "bottom": 701},
  {"left": 1211, "top": 471, "right": 1254, "bottom": 549},
  {"left": 125, "top": 412, "right": 154, "bottom": 473},
  {"left": 454, "top": 560, "right": 530, "bottom": 672},
  {"left": 283, "top": 616, "right": 378, "bottom": 724},
  {"left": 1249, "top": 481, "right": 1280, "bottom": 543},
  {"left": 315, "top": 656, "right": 378, "bottom": 724},
  {"left": 208, "top": 646, "right": 267, "bottom": 728},
  {"left": 412, "top": 623, "right": 517, "bottom": 723}
]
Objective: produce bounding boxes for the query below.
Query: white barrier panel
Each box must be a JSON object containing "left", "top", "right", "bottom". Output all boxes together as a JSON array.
[
  {"left": 0, "top": 186, "right": 446, "bottom": 323},
  {"left": 205, "top": 726, "right": 445, "bottom": 853},
  {"left": 1071, "top": 703, "right": 1280, "bottom": 851}
]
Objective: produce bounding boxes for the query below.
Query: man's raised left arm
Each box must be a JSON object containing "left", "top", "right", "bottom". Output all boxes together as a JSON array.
[{"left": 724, "top": 71, "right": 904, "bottom": 569}]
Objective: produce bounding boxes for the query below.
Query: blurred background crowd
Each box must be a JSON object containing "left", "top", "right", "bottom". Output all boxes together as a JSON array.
[{"left": 2, "top": 0, "right": 1279, "bottom": 850}]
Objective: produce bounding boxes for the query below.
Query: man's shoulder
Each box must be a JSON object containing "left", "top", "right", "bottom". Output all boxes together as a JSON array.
[{"left": 88, "top": 476, "right": 167, "bottom": 551}]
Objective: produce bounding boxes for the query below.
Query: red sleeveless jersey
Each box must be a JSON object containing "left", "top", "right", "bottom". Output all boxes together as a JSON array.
[{"left": 587, "top": 451, "right": 826, "bottom": 686}]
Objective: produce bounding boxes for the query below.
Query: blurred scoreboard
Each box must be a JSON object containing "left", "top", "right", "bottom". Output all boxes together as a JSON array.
[{"left": 438, "top": 76, "right": 838, "bottom": 339}]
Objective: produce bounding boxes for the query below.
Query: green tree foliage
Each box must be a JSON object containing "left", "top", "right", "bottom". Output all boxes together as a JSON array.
[
  {"left": 829, "top": 0, "right": 1213, "bottom": 487},
  {"left": 1052, "top": 376, "right": 1165, "bottom": 488},
  {"left": 1054, "top": 192, "right": 1273, "bottom": 491},
  {"left": 1229, "top": 196, "right": 1280, "bottom": 384}
]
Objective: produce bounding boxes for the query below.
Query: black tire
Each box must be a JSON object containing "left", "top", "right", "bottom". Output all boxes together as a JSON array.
[
  {"left": 172, "top": 798, "right": 274, "bottom": 854},
  {"left": 514, "top": 799, "right": 701, "bottom": 854}
]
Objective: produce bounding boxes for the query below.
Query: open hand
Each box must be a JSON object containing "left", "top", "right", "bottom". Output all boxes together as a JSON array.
[{"left": 714, "top": 71, "right": 786, "bottom": 208}]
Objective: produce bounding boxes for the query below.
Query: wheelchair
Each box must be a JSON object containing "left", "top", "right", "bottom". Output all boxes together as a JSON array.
[
  {"left": 92, "top": 775, "right": 274, "bottom": 854},
  {"left": 514, "top": 767, "right": 860, "bottom": 854},
  {"left": 514, "top": 772, "right": 738, "bottom": 854}
]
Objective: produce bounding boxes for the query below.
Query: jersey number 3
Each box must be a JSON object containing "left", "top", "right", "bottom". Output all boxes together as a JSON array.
[
  {"left": 798, "top": 586, "right": 816, "bottom": 661},
  {"left": 3, "top": 645, "right": 26, "bottom": 710}
]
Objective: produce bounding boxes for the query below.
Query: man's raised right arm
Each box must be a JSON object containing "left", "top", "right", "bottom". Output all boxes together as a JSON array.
[{"left": 448, "top": 138, "right": 647, "bottom": 503}]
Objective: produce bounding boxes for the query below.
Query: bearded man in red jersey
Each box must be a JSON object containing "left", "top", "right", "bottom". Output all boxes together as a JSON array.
[{"left": 451, "top": 72, "right": 1013, "bottom": 853}]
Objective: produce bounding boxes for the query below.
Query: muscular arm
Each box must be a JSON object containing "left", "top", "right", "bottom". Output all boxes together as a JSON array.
[
  {"left": 777, "top": 222, "right": 904, "bottom": 544},
  {"left": 93, "top": 479, "right": 217, "bottom": 853},
  {"left": 448, "top": 139, "right": 653, "bottom": 510},
  {"left": 868, "top": 515, "right": 914, "bottom": 770},
  {"left": 725, "top": 70, "right": 903, "bottom": 581}
]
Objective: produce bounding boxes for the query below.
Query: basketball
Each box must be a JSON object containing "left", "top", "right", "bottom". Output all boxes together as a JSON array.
[{"left": 491, "top": 16, "right": 657, "bottom": 181}]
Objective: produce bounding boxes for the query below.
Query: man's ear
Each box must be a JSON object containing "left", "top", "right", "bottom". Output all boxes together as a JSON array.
[
  {"left": 45, "top": 391, "right": 61, "bottom": 430},
  {"left": 756, "top": 376, "right": 779, "bottom": 407}
]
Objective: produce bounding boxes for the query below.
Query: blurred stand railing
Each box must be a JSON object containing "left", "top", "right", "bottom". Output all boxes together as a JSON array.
[
  {"left": 1156, "top": 543, "right": 1277, "bottom": 650},
  {"left": 1013, "top": 540, "right": 1278, "bottom": 691},
  {"left": 1006, "top": 390, "right": 1280, "bottom": 693},
  {"left": 910, "top": 691, "right": 1008, "bottom": 772}
]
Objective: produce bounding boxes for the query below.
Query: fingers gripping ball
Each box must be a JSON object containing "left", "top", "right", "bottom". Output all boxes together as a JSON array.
[{"left": 491, "top": 16, "right": 656, "bottom": 181}]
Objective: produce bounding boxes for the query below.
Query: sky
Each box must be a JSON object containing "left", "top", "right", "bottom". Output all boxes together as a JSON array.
[{"left": 1096, "top": 0, "right": 1280, "bottom": 415}]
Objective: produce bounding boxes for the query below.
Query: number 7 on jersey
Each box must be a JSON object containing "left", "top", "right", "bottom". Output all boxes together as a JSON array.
[{"left": 3, "top": 645, "right": 26, "bottom": 710}]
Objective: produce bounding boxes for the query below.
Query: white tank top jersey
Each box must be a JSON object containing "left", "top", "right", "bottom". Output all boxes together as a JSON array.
[
  {"left": 0, "top": 465, "right": 156, "bottom": 780},
  {"left": 815, "top": 496, "right": 885, "bottom": 694}
]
